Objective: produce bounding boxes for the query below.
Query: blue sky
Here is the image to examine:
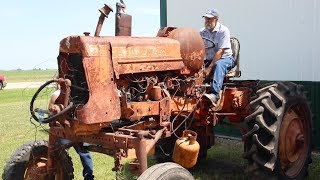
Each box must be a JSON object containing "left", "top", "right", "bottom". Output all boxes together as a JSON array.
[{"left": 0, "top": 0, "right": 160, "bottom": 70}]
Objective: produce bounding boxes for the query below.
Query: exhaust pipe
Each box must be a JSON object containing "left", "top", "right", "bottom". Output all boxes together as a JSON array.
[{"left": 94, "top": 4, "right": 113, "bottom": 37}]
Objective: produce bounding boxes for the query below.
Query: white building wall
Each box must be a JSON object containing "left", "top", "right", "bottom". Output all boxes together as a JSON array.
[{"left": 166, "top": 0, "right": 320, "bottom": 81}]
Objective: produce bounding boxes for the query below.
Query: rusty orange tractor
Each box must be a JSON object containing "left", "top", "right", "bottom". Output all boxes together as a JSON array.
[{"left": 3, "top": 2, "right": 313, "bottom": 180}]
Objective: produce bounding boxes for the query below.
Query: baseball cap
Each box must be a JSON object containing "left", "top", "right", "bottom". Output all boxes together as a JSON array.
[{"left": 203, "top": 9, "right": 219, "bottom": 18}]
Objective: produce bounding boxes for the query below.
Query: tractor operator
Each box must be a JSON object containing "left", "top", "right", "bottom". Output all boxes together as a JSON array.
[{"left": 200, "top": 8, "right": 234, "bottom": 106}]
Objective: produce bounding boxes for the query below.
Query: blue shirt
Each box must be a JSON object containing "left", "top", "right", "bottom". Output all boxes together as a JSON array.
[{"left": 200, "top": 22, "right": 233, "bottom": 62}]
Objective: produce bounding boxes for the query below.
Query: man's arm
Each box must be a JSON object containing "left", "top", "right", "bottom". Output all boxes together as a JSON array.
[{"left": 48, "top": 91, "right": 60, "bottom": 113}]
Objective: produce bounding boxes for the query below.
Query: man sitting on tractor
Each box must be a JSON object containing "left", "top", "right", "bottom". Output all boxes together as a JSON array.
[{"left": 200, "top": 8, "right": 234, "bottom": 106}]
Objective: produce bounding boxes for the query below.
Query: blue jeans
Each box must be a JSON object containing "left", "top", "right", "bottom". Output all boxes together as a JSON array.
[
  {"left": 58, "top": 139, "right": 94, "bottom": 180},
  {"left": 205, "top": 57, "right": 234, "bottom": 99}
]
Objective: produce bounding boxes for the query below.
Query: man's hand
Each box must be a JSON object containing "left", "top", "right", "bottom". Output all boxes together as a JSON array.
[
  {"left": 49, "top": 104, "right": 62, "bottom": 114},
  {"left": 203, "top": 49, "right": 225, "bottom": 80},
  {"left": 204, "top": 67, "right": 212, "bottom": 78}
]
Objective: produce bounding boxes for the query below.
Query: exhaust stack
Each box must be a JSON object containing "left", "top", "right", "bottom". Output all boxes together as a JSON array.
[{"left": 94, "top": 4, "right": 113, "bottom": 37}]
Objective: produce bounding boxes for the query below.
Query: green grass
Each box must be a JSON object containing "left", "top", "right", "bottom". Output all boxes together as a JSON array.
[
  {"left": 1, "top": 88, "right": 319, "bottom": 179},
  {"left": 192, "top": 139, "right": 320, "bottom": 180},
  {"left": 0, "top": 88, "right": 38, "bottom": 104},
  {"left": 0, "top": 69, "right": 57, "bottom": 82},
  {"left": 0, "top": 88, "right": 117, "bottom": 179},
  {"left": 0, "top": 97, "right": 49, "bottom": 174}
]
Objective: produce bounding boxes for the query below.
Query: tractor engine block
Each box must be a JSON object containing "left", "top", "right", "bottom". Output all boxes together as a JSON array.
[{"left": 57, "top": 28, "right": 205, "bottom": 126}]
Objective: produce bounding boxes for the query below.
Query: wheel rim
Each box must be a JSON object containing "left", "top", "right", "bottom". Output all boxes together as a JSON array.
[
  {"left": 279, "top": 103, "right": 310, "bottom": 177},
  {"left": 24, "top": 156, "right": 63, "bottom": 180}
]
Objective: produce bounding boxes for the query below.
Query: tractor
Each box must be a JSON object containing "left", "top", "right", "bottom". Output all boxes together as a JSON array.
[{"left": 3, "top": 2, "right": 313, "bottom": 180}]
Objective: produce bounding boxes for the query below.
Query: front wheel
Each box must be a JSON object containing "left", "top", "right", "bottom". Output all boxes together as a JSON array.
[
  {"left": 138, "top": 162, "right": 194, "bottom": 180},
  {"left": 244, "top": 82, "right": 312, "bottom": 179},
  {"left": 2, "top": 140, "right": 74, "bottom": 180}
]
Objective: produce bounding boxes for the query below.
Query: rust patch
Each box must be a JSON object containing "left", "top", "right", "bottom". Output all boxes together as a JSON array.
[
  {"left": 115, "top": 13, "right": 132, "bottom": 36},
  {"left": 107, "top": 36, "right": 184, "bottom": 78},
  {"left": 76, "top": 46, "right": 121, "bottom": 124}
]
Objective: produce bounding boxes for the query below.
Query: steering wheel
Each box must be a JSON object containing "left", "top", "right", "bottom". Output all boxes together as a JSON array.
[
  {"left": 202, "top": 37, "right": 215, "bottom": 49},
  {"left": 30, "top": 79, "right": 74, "bottom": 123}
]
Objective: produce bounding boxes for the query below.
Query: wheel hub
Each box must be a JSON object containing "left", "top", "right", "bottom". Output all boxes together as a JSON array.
[
  {"left": 279, "top": 103, "right": 310, "bottom": 177},
  {"left": 284, "top": 117, "right": 304, "bottom": 163},
  {"left": 24, "top": 158, "right": 48, "bottom": 180},
  {"left": 280, "top": 109, "right": 305, "bottom": 165}
]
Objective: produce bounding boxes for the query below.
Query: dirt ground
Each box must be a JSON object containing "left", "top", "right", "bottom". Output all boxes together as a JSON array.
[{"left": 5, "top": 82, "right": 44, "bottom": 89}]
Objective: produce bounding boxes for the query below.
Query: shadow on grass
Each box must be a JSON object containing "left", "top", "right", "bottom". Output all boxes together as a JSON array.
[
  {"left": 191, "top": 157, "right": 248, "bottom": 180},
  {"left": 118, "top": 148, "right": 247, "bottom": 180},
  {"left": 119, "top": 157, "right": 247, "bottom": 180},
  {"left": 118, "top": 138, "right": 320, "bottom": 180},
  {"left": 117, "top": 158, "right": 156, "bottom": 180}
]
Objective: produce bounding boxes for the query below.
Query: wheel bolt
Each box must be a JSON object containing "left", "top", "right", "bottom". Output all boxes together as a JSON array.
[{"left": 296, "top": 134, "right": 304, "bottom": 147}]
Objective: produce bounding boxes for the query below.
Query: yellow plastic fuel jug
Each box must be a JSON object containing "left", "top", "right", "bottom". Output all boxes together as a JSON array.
[{"left": 172, "top": 130, "right": 200, "bottom": 169}]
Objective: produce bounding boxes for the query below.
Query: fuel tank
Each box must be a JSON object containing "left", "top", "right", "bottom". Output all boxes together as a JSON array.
[
  {"left": 108, "top": 28, "right": 205, "bottom": 77},
  {"left": 167, "top": 28, "right": 205, "bottom": 74},
  {"left": 106, "top": 36, "right": 185, "bottom": 78}
]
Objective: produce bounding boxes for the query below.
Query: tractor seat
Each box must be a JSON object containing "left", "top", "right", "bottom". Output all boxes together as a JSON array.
[{"left": 226, "top": 37, "right": 241, "bottom": 78}]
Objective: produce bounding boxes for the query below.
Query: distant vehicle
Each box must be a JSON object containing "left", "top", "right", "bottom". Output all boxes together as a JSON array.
[{"left": 0, "top": 74, "right": 7, "bottom": 90}]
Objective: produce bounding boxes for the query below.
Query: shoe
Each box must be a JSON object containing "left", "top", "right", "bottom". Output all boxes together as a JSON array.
[{"left": 202, "top": 93, "right": 218, "bottom": 107}]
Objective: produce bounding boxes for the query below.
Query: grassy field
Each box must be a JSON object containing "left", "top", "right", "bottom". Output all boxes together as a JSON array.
[
  {"left": 0, "top": 69, "right": 57, "bottom": 82},
  {"left": 0, "top": 88, "right": 117, "bottom": 179},
  {"left": 0, "top": 71, "right": 319, "bottom": 179}
]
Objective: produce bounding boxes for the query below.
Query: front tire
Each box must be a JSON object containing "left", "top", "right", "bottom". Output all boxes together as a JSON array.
[
  {"left": 244, "top": 82, "right": 312, "bottom": 179},
  {"left": 2, "top": 140, "right": 74, "bottom": 180},
  {"left": 138, "top": 162, "right": 194, "bottom": 180}
]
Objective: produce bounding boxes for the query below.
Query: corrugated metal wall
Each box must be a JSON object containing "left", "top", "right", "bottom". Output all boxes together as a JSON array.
[
  {"left": 160, "top": 0, "right": 320, "bottom": 149},
  {"left": 298, "top": 81, "right": 320, "bottom": 149},
  {"left": 164, "top": 0, "right": 320, "bottom": 82}
]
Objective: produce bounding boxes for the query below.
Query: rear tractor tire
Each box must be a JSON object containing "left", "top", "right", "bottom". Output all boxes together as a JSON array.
[
  {"left": 137, "top": 162, "right": 194, "bottom": 180},
  {"left": 2, "top": 140, "right": 74, "bottom": 180},
  {"left": 244, "top": 82, "right": 312, "bottom": 179}
]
